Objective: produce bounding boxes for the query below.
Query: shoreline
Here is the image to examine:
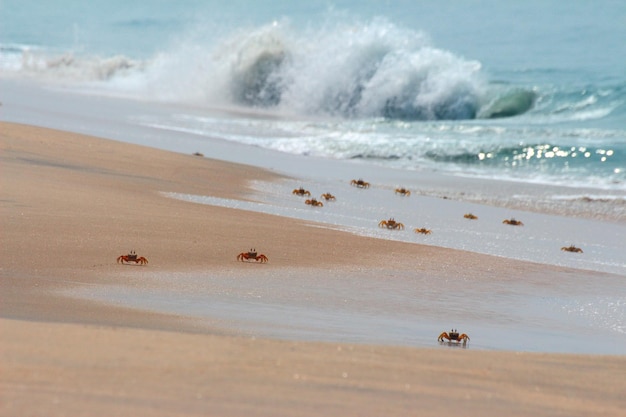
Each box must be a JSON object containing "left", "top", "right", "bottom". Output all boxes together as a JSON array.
[
  {"left": 1, "top": 78, "right": 624, "bottom": 225},
  {"left": 2, "top": 121, "right": 625, "bottom": 416}
]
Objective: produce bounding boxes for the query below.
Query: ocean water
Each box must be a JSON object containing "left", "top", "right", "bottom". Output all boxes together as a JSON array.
[{"left": 1, "top": 0, "right": 625, "bottom": 190}]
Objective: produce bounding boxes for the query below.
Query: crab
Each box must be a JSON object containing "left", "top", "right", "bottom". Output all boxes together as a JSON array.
[
  {"left": 117, "top": 250, "right": 148, "bottom": 265},
  {"left": 350, "top": 179, "right": 370, "bottom": 189},
  {"left": 321, "top": 193, "right": 336, "bottom": 201},
  {"left": 561, "top": 245, "right": 583, "bottom": 253},
  {"left": 292, "top": 187, "right": 311, "bottom": 196},
  {"left": 378, "top": 218, "right": 405, "bottom": 230},
  {"left": 237, "top": 248, "right": 268, "bottom": 263},
  {"left": 395, "top": 187, "right": 411, "bottom": 196},
  {"left": 414, "top": 228, "right": 432, "bottom": 235},
  {"left": 438, "top": 329, "right": 470, "bottom": 345},
  {"left": 305, "top": 198, "right": 324, "bottom": 207},
  {"left": 502, "top": 218, "right": 524, "bottom": 226},
  {"left": 464, "top": 213, "right": 478, "bottom": 220}
]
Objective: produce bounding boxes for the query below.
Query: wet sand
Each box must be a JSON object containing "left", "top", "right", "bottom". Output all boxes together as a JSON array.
[{"left": 2, "top": 122, "right": 625, "bottom": 416}]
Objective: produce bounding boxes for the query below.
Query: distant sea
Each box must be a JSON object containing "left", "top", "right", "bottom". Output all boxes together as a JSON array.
[{"left": 2, "top": 0, "right": 625, "bottom": 190}]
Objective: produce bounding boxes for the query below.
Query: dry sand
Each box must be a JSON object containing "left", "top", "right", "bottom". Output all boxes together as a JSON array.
[{"left": 1, "top": 122, "right": 625, "bottom": 416}]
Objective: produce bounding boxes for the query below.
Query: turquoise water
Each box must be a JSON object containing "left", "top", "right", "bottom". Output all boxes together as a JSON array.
[{"left": 1, "top": 0, "right": 625, "bottom": 189}]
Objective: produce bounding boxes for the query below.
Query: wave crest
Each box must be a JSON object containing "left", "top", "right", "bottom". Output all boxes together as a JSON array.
[
  {"left": 228, "top": 25, "right": 288, "bottom": 106},
  {"left": 211, "top": 19, "right": 490, "bottom": 120},
  {"left": 1, "top": 20, "right": 546, "bottom": 120},
  {"left": 0, "top": 45, "right": 143, "bottom": 81},
  {"left": 478, "top": 88, "right": 537, "bottom": 119}
]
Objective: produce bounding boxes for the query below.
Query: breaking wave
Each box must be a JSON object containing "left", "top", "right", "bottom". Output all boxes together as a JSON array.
[
  {"left": 0, "top": 19, "right": 536, "bottom": 121},
  {"left": 2, "top": 18, "right": 624, "bottom": 125},
  {"left": 0, "top": 44, "right": 143, "bottom": 81},
  {"left": 196, "top": 19, "right": 520, "bottom": 121}
]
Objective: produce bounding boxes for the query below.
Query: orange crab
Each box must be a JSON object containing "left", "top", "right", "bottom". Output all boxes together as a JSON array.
[
  {"left": 502, "top": 218, "right": 524, "bottom": 226},
  {"left": 237, "top": 248, "right": 268, "bottom": 263},
  {"left": 378, "top": 218, "right": 405, "bottom": 230},
  {"left": 320, "top": 193, "right": 336, "bottom": 201},
  {"left": 464, "top": 213, "right": 478, "bottom": 220},
  {"left": 305, "top": 198, "right": 324, "bottom": 207},
  {"left": 414, "top": 228, "right": 432, "bottom": 235},
  {"left": 438, "top": 329, "right": 470, "bottom": 345},
  {"left": 395, "top": 187, "right": 411, "bottom": 196},
  {"left": 117, "top": 250, "right": 148, "bottom": 265},
  {"left": 292, "top": 187, "right": 311, "bottom": 196},
  {"left": 350, "top": 179, "right": 370, "bottom": 188},
  {"left": 561, "top": 245, "right": 583, "bottom": 253}
]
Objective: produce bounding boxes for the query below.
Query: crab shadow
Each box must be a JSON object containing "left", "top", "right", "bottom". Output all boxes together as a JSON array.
[{"left": 438, "top": 341, "right": 469, "bottom": 349}]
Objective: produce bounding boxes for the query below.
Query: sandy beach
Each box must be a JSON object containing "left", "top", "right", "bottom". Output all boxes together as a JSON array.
[{"left": 2, "top": 122, "right": 625, "bottom": 416}]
